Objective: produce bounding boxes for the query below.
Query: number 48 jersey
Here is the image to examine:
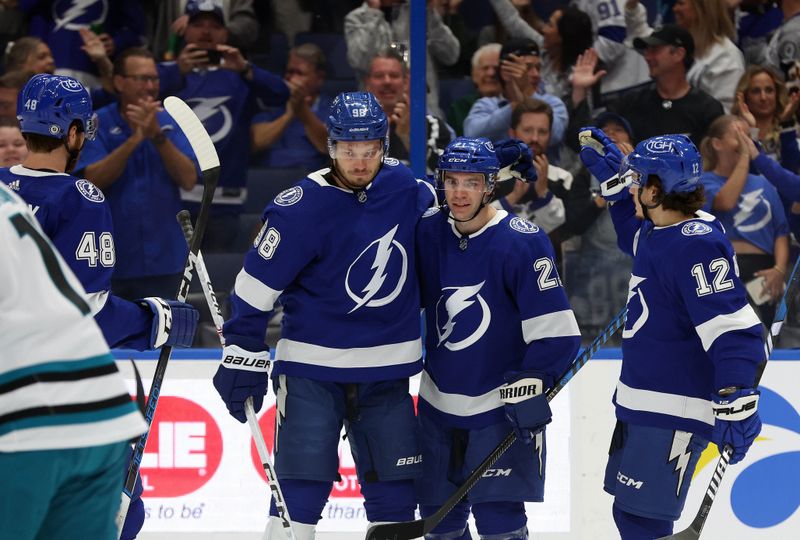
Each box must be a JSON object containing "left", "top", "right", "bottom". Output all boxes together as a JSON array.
[
  {"left": 0, "top": 165, "right": 152, "bottom": 349},
  {"left": 610, "top": 199, "right": 765, "bottom": 440}
]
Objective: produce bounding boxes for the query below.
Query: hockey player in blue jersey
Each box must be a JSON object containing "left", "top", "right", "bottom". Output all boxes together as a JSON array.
[
  {"left": 213, "top": 91, "right": 435, "bottom": 539},
  {"left": 0, "top": 73, "right": 199, "bottom": 539},
  {"left": 415, "top": 137, "right": 581, "bottom": 539},
  {"left": 579, "top": 129, "right": 765, "bottom": 539}
]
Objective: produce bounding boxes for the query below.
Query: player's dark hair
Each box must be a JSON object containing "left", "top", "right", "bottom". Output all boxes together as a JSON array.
[
  {"left": 23, "top": 120, "right": 83, "bottom": 151},
  {"left": 646, "top": 175, "right": 706, "bottom": 214},
  {"left": 511, "top": 98, "right": 553, "bottom": 130}
]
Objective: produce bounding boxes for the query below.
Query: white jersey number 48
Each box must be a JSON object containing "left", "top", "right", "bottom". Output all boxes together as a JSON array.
[{"left": 75, "top": 231, "right": 116, "bottom": 267}]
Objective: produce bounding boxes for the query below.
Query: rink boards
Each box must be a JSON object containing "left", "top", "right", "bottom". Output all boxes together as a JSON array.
[{"left": 115, "top": 348, "right": 800, "bottom": 538}]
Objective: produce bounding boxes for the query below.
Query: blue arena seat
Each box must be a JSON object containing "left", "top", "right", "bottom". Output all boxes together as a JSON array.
[
  {"left": 243, "top": 167, "right": 306, "bottom": 213},
  {"left": 294, "top": 32, "right": 355, "bottom": 80}
]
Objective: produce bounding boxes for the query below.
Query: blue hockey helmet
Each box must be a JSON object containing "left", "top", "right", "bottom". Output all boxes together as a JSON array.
[
  {"left": 436, "top": 137, "right": 500, "bottom": 191},
  {"left": 17, "top": 74, "right": 96, "bottom": 141},
  {"left": 326, "top": 91, "right": 388, "bottom": 156},
  {"left": 622, "top": 134, "right": 701, "bottom": 194}
]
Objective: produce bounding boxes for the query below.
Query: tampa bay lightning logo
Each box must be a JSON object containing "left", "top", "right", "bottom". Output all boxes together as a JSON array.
[
  {"left": 422, "top": 206, "right": 440, "bottom": 218},
  {"left": 383, "top": 157, "right": 399, "bottom": 166},
  {"left": 187, "top": 96, "right": 233, "bottom": 143},
  {"left": 75, "top": 179, "right": 104, "bottom": 203},
  {"left": 274, "top": 186, "right": 302, "bottom": 206},
  {"left": 53, "top": 0, "right": 107, "bottom": 32},
  {"left": 622, "top": 274, "right": 649, "bottom": 339},
  {"left": 724, "top": 386, "right": 800, "bottom": 527},
  {"left": 345, "top": 225, "right": 408, "bottom": 313},
  {"left": 734, "top": 189, "right": 772, "bottom": 233},
  {"left": 510, "top": 217, "right": 539, "bottom": 233},
  {"left": 435, "top": 282, "right": 491, "bottom": 351},
  {"left": 681, "top": 222, "right": 712, "bottom": 236}
]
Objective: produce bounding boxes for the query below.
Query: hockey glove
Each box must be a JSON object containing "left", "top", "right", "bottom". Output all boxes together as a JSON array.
[
  {"left": 711, "top": 387, "right": 762, "bottom": 465},
  {"left": 499, "top": 371, "right": 552, "bottom": 444},
  {"left": 213, "top": 344, "right": 270, "bottom": 423},
  {"left": 495, "top": 138, "right": 537, "bottom": 183},
  {"left": 138, "top": 297, "right": 199, "bottom": 349},
  {"left": 578, "top": 127, "right": 628, "bottom": 201}
]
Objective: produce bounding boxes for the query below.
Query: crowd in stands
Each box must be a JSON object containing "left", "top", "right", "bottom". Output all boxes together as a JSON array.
[{"left": 1, "top": 0, "right": 800, "bottom": 345}]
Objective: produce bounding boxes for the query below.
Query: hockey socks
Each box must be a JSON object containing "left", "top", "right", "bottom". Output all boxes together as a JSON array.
[{"left": 613, "top": 504, "right": 672, "bottom": 539}]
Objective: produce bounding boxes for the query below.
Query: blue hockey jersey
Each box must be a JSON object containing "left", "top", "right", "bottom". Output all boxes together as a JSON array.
[
  {"left": 609, "top": 198, "right": 764, "bottom": 439},
  {"left": 0, "top": 166, "right": 153, "bottom": 349},
  {"left": 224, "top": 159, "right": 436, "bottom": 382},
  {"left": 416, "top": 208, "right": 581, "bottom": 429},
  {"left": 158, "top": 63, "right": 289, "bottom": 209}
]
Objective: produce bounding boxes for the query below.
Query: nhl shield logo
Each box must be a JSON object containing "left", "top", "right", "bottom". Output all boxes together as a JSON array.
[{"left": 345, "top": 225, "right": 408, "bottom": 313}]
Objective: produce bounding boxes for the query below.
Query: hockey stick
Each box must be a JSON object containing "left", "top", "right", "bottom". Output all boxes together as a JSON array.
[
  {"left": 366, "top": 307, "right": 628, "bottom": 540},
  {"left": 176, "top": 210, "right": 296, "bottom": 539},
  {"left": 658, "top": 253, "right": 800, "bottom": 540},
  {"left": 116, "top": 96, "right": 219, "bottom": 536}
]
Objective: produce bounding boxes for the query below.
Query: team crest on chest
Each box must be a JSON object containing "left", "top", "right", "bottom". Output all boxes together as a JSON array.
[
  {"left": 681, "top": 222, "right": 712, "bottom": 236},
  {"left": 345, "top": 224, "right": 408, "bottom": 313},
  {"left": 75, "top": 179, "right": 105, "bottom": 203},
  {"left": 274, "top": 186, "right": 303, "bottom": 206},
  {"left": 510, "top": 217, "right": 538, "bottom": 233},
  {"left": 436, "top": 282, "right": 491, "bottom": 351}
]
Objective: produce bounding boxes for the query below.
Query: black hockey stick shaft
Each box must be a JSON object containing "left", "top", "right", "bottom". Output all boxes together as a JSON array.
[
  {"left": 659, "top": 253, "right": 800, "bottom": 540},
  {"left": 177, "top": 211, "right": 297, "bottom": 539},
  {"left": 366, "top": 306, "right": 628, "bottom": 540},
  {"left": 117, "top": 97, "right": 219, "bottom": 535}
]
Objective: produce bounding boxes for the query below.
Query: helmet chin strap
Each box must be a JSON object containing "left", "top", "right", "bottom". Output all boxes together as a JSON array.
[{"left": 637, "top": 186, "right": 663, "bottom": 222}]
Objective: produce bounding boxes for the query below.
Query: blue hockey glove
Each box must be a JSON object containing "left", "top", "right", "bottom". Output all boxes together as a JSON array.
[
  {"left": 711, "top": 388, "right": 762, "bottom": 465},
  {"left": 499, "top": 371, "right": 552, "bottom": 443},
  {"left": 495, "top": 138, "right": 537, "bottom": 181},
  {"left": 213, "top": 344, "right": 270, "bottom": 423},
  {"left": 138, "top": 297, "right": 199, "bottom": 349},
  {"left": 578, "top": 127, "right": 628, "bottom": 201}
]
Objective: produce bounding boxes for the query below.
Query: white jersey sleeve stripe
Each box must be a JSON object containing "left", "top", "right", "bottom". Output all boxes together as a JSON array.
[
  {"left": 418, "top": 370, "right": 502, "bottom": 417},
  {"left": 521, "top": 309, "right": 581, "bottom": 343},
  {"left": 695, "top": 304, "right": 762, "bottom": 351},
  {"left": 85, "top": 290, "right": 109, "bottom": 315},
  {"left": 616, "top": 380, "right": 715, "bottom": 426},
  {"left": 234, "top": 269, "right": 283, "bottom": 312},
  {"left": 274, "top": 337, "right": 421, "bottom": 369}
]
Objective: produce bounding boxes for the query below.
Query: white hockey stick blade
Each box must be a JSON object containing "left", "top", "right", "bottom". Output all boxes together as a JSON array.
[
  {"left": 246, "top": 397, "right": 296, "bottom": 540},
  {"left": 115, "top": 492, "right": 131, "bottom": 537},
  {"left": 163, "top": 96, "right": 220, "bottom": 171}
]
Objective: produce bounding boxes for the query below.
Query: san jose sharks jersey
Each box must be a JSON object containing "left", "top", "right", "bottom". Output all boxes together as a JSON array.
[
  {"left": 0, "top": 166, "right": 153, "bottom": 349},
  {"left": 0, "top": 182, "right": 146, "bottom": 451},
  {"left": 158, "top": 63, "right": 289, "bottom": 208},
  {"left": 609, "top": 198, "right": 764, "bottom": 439},
  {"left": 416, "top": 208, "right": 581, "bottom": 429},
  {"left": 223, "top": 159, "right": 436, "bottom": 382},
  {"left": 700, "top": 171, "right": 789, "bottom": 253}
]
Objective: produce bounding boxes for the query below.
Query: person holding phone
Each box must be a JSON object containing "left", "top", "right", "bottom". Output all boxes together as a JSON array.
[{"left": 158, "top": 0, "right": 289, "bottom": 251}]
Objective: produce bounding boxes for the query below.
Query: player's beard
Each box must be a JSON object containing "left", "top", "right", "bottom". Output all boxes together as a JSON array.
[{"left": 63, "top": 138, "right": 84, "bottom": 173}]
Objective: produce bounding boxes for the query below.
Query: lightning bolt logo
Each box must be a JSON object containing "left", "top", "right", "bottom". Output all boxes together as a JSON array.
[
  {"left": 55, "top": 0, "right": 105, "bottom": 31},
  {"left": 734, "top": 189, "right": 772, "bottom": 232},
  {"left": 622, "top": 274, "right": 649, "bottom": 339},
  {"left": 187, "top": 96, "right": 233, "bottom": 143},
  {"left": 345, "top": 225, "right": 408, "bottom": 313},
  {"left": 668, "top": 430, "right": 693, "bottom": 497},
  {"left": 435, "top": 283, "right": 491, "bottom": 351},
  {"left": 274, "top": 375, "right": 287, "bottom": 455},
  {"left": 535, "top": 431, "right": 544, "bottom": 477}
]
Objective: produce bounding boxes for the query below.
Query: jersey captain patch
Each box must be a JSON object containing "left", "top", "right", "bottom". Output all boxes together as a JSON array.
[
  {"left": 75, "top": 179, "right": 105, "bottom": 203},
  {"left": 274, "top": 186, "right": 303, "bottom": 206},
  {"left": 510, "top": 217, "right": 539, "bottom": 234},
  {"left": 681, "top": 222, "right": 712, "bottom": 236}
]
